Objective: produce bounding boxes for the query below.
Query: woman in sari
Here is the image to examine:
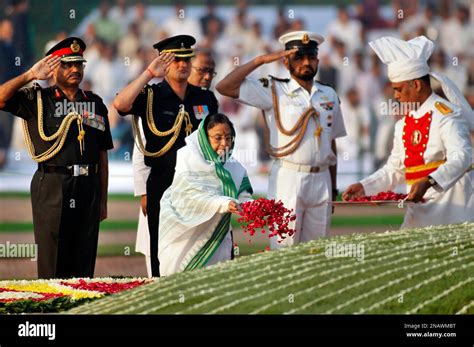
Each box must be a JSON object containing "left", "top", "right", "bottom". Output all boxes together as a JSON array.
[{"left": 158, "top": 113, "right": 253, "bottom": 276}]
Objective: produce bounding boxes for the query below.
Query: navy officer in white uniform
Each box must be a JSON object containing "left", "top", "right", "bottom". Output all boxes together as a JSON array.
[{"left": 216, "top": 31, "right": 347, "bottom": 247}]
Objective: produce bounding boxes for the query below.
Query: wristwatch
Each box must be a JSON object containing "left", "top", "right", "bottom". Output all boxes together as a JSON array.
[{"left": 427, "top": 175, "right": 437, "bottom": 187}]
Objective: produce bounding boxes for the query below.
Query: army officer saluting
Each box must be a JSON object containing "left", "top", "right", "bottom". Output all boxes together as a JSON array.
[
  {"left": 113, "top": 35, "right": 218, "bottom": 277},
  {"left": 0, "top": 37, "right": 114, "bottom": 278}
]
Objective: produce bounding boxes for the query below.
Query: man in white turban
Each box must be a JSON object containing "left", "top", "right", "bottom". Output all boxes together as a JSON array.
[{"left": 343, "top": 36, "right": 473, "bottom": 228}]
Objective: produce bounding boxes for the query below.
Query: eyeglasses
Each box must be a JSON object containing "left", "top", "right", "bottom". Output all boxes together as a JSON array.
[
  {"left": 208, "top": 134, "right": 234, "bottom": 143},
  {"left": 192, "top": 66, "right": 217, "bottom": 77}
]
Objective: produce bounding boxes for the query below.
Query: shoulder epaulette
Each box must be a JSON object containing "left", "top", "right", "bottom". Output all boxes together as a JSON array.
[
  {"left": 269, "top": 75, "right": 290, "bottom": 83},
  {"left": 434, "top": 101, "right": 453, "bottom": 116},
  {"left": 140, "top": 84, "right": 152, "bottom": 94},
  {"left": 21, "top": 82, "right": 41, "bottom": 92},
  {"left": 84, "top": 90, "right": 100, "bottom": 99},
  {"left": 316, "top": 80, "right": 335, "bottom": 89}
]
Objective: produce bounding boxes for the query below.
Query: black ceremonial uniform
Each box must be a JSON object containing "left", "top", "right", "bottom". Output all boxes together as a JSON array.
[
  {"left": 119, "top": 79, "right": 218, "bottom": 276},
  {"left": 1, "top": 84, "right": 113, "bottom": 278}
]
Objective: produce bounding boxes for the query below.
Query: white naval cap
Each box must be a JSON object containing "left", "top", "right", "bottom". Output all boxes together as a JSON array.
[
  {"left": 278, "top": 31, "right": 324, "bottom": 54},
  {"left": 369, "top": 35, "right": 434, "bottom": 83}
]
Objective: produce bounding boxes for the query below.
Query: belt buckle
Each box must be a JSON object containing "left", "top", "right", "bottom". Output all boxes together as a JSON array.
[
  {"left": 73, "top": 165, "right": 89, "bottom": 176},
  {"left": 310, "top": 166, "right": 320, "bottom": 173},
  {"left": 79, "top": 165, "right": 89, "bottom": 176}
]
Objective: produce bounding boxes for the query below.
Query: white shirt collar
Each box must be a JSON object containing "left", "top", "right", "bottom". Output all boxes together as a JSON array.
[{"left": 288, "top": 77, "right": 319, "bottom": 95}]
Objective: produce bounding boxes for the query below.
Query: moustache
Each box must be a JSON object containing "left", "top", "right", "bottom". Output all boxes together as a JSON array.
[{"left": 68, "top": 73, "right": 82, "bottom": 78}]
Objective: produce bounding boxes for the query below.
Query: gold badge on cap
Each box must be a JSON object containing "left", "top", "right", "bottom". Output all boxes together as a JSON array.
[
  {"left": 302, "top": 33, "right": 310, "bottom": 45},
  {"left": 70, "top": 40, "right": 80, "bottom": 53}
]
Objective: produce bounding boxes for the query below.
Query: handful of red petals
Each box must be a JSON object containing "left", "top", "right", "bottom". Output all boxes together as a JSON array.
[{"left": 237, "top": 198, "right": 296, "bottom": 243}]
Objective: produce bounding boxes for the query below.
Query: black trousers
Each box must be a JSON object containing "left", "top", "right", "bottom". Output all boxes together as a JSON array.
[
  {"left": 146, "top": 167, "right": 175, "bottom": 277},
  {"left": 30, "top": 170, "right": 101, "bottom": 279}
]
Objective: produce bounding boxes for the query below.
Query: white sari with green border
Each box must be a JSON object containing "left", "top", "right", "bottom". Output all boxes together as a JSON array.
[{"left": 158, "top": 122, "right": 252, "bottom": 276}]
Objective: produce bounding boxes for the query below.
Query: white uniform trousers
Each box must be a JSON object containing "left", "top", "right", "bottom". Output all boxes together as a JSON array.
[{"left": 268, "top": 161, "right": 332, "bottom": 249}]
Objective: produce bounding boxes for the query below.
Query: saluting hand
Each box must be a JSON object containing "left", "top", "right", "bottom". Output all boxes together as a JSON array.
[
  {"left": 30, "top": 55, "right": 61, "bottom": 80},
  {"left": 256, "top": 48, "right": 298, "bottom": 65},
  {"left": 147, "top": 52, "right": 175, "bottom": 78}
]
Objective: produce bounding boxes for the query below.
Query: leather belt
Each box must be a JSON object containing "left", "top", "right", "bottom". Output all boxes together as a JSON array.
[
  {"left": 38, "top": 164, "right": 99, "bottom": 176},
  {"left": 279, "top": 160, "right": 328, "bottom": 173}
]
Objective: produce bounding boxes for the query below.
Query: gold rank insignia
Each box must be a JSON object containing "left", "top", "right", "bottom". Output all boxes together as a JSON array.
[
  {"left": 70, "top": 40, "right": 81, "bottom": 53},
  {"left": 435, "top": 101, "right": 452, "bottom": 115},
  {"left": 302, "top": 33, "right": 310, "bottom": 45}
]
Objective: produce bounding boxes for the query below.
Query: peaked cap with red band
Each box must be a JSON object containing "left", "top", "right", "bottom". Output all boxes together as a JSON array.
[{"left": 46, "top": 37, "right": 87, "bottom": 63}]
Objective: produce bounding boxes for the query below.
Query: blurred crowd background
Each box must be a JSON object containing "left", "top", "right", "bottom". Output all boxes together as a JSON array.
[{"left": 0, "top": 0, "right": 473, "bottom": 185}]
